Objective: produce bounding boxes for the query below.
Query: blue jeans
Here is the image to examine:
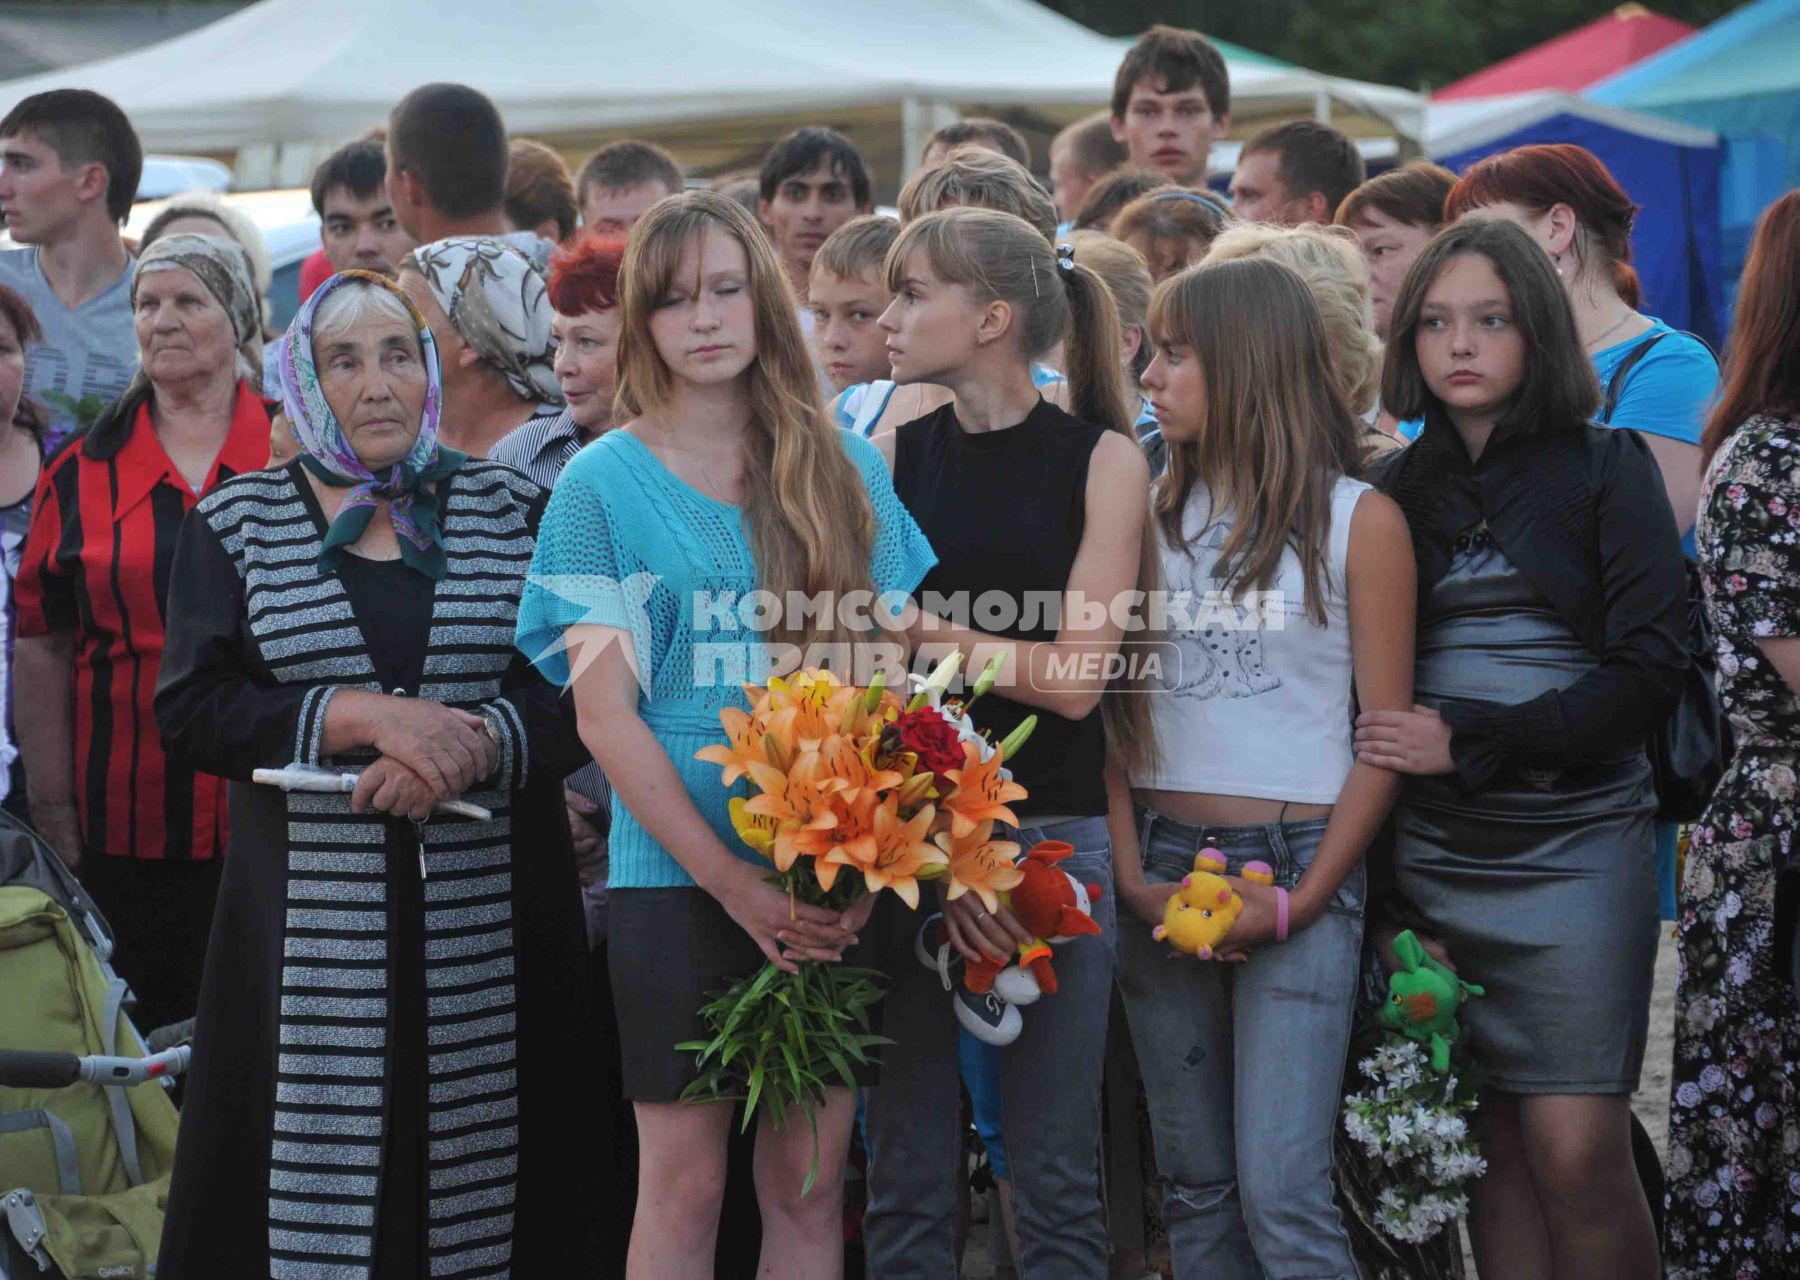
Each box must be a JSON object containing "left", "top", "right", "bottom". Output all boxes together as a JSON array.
[
  {"left": 1114, "top": 807, "right": 1364, "bottom": 1280},
  {"left": 862, "top": 815, "right": 1115, "bottom": 1279}
]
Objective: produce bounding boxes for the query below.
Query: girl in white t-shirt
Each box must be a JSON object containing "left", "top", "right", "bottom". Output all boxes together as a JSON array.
[{"left": 1110, "top": 255, "right": 1415, "bottom": 1278}]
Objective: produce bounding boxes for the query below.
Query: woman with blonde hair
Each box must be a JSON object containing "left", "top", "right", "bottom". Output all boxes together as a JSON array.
[
  {"left": 1203, "top": 221, "right": 1394, "bottom": 455},
  {"left": 514, "top": 190, "right": 935, "bottom": 1279},
  {"left": 862, "top": 205, "right": 1154, "bottom": 1275},
  {"left": 1116, "top": 254, "right": 1415, "bottom": 1278}
]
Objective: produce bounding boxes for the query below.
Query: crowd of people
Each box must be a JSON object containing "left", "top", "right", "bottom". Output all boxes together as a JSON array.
[{"left": 0, "top": 20, "right": 1794, "bottom": 1280}]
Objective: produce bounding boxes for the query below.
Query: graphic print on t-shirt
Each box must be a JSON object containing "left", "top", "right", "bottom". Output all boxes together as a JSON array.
[{"left": 1166, "top": 521, "right": 1286, "bottom": 702}]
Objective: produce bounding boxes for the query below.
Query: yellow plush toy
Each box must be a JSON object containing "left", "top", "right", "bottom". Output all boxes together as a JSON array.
[{"left": 1153, "top": 851, "right": 1275, "bottom": 959}]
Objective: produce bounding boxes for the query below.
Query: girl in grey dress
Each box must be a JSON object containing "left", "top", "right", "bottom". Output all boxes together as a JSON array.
[{"left": 1355, "top": 219, "right": 1688, "bottom": 1278}]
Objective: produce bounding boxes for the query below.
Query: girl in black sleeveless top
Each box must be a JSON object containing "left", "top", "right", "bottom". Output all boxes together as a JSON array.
[{"left": 860, "top": 206, "right": 1153, "bottom": 1278}]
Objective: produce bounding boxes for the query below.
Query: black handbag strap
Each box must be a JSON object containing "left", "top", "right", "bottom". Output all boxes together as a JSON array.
[{"left": 1600, "top": 331, "right": 1669, "bottom": 424}]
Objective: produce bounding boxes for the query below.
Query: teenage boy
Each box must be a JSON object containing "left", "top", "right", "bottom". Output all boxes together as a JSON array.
[
  {"left": 0, "top": 89, "right": 141, "bottom": 448},
  {"left": 1110, "top": 26, "right": 1231, "bottom": 189},
  {"left": 808, "top": 215, "right": 899, "bottom": 430}
]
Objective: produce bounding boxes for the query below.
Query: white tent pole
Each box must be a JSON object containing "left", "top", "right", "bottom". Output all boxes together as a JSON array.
[
  {"left": 902, "top": 97, "right": 928, "bottom": 181},
  {"left": 1315, "top": 89, "right": 1331, "bottom": 123}
]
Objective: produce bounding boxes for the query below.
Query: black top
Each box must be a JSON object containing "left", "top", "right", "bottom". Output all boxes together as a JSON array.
[
  {"left": 892, "top": 398, "right": 1109, "bottom": 817},
  {"left": 1367, "top": 414, "right": 1689, "bottom": 791}
]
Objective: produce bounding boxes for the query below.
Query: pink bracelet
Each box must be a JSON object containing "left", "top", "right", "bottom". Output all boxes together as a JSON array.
[{"left": 1274, "top": 887, "right": 1290, "bottom": 942}]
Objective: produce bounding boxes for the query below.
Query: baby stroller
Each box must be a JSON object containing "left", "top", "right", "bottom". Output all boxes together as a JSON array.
[{"left": 0, "top": 811, "right": 189, "bottom": 1280}]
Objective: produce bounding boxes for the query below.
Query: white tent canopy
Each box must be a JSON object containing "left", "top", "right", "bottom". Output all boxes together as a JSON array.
[
  {"left": 0, "top": 0, "right": 1423, "bottom": 173},
  {"left": 1425, "top": 90, "right": 1718, "bottom": 155}
]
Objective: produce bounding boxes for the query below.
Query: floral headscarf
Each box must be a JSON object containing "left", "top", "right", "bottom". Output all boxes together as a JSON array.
[
  {"left": 271, "top": 270, "right": 466, "bottom": 580},
  {"left": 132, "top": 232, "right": 263, "bottom": 387},
  {"left": 404, "top": 235, "right": 564, "bottom": 404}
]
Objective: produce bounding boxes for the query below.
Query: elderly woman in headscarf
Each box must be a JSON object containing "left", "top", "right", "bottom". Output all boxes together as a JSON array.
[
  {"left": 153, "top": 269, "right": 593, "bottom": 1279},
  {"left": 398, "top": 235, "right": 565, "bottom": 459},
  {"left": 11, "top": 234, "right": 272, "bottom": 1035}
]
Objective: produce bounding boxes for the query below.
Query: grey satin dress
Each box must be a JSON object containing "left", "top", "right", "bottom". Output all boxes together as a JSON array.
[{"left": 1391, "top": 528, "right": 1659, "bottom": 1093}]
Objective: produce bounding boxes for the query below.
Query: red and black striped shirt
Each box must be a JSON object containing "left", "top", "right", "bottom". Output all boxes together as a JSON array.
[{"left": 14, "top": 380, "right": 272, "bottom": 861}]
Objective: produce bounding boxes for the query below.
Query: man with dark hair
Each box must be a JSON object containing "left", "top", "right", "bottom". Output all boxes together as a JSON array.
[
  {"left": 1111, "top": 25, "right": 1231, "bottom": 188},
  {"left": 309, "top": 138, "right": 414, "bottom": 278},
  {"left": 575, "top": 140, "right": 683, "bottom": 235},
  {"left": 1229, "top": 119, "right": 1366, "bottom": 227},
  {"left": 385, "top": 82, "right": 511, "bottom": 244},
  {"left": 758, "top": 127, "right": 873, "bottom": 303},
  {"left": 505, "top": 139, "right": 578, "bottom": 244},
  {"left": 920, "top": 118, "right": 1031, "bottom": 172},
  {"left": 0, "top": 89, "right": 142, "bottom": 448},
  {"left": 1049, "top": 111, "right": 1128, "bottom": 226}
]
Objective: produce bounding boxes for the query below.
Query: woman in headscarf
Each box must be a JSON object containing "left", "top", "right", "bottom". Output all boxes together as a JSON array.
[
  {"left": 12, "top": 234, "right": 272, "bottom": 1035},
  {"left": 154, "top": 270, "right": 593, "bottom": 1279},
  {"left": 398, "top": 235, "right": 565, "bottom": 459}
]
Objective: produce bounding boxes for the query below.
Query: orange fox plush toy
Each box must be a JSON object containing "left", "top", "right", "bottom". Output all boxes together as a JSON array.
[{"left": 964, "top": 840, "right": 1104, "bottom": 1004}]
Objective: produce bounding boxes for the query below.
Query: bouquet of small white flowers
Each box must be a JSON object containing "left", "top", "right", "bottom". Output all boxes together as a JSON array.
[{"left": 1342, "top": 1039, "right": 1486, "bottom": 1245}]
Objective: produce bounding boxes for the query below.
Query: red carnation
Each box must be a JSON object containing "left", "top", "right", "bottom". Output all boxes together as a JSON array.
[{"left": 890, "top": 708, "right": 966, "bottom": 784}]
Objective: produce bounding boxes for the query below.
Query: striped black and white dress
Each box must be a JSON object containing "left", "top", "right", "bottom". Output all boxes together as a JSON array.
[{"left": 152, "top": 458, "right": 593, "bottom": 1279}]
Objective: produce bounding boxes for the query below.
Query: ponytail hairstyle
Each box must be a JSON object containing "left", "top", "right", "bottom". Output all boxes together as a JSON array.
[
  {"left": 1065, "top": 230, "right": 1154, "bottom": 381},
  {"left": 1702, "top": 190, "right": 1800, "bottom": 461},
  {"left": 615, "top": 190, "right": 882, "bottom": 654},
  {"left": 885, "top": 206, "right": 1158, "bottom": 775},
  {"left": 1149, "top": 256, "right": 1361, "bottom": 624},
  {"left": 1444, "top": 144, "right": 1642, "bottom": 309}
]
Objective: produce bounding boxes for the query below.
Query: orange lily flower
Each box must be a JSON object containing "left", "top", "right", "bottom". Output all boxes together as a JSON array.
[
  {"left": 793, "top": 786, "right": 884, "bottom": 889},
  {"left": 743, "top": 760, "right": 839, "bottom": 873},
  {"left": 935, "top": 818, "right": 1024, "bottom": 913},
  {"left": 942, "top": 741, "right": 1028, "bottom": 838},
  {"left": 694, "top": 705, "right": 771, "bottom": 785},
  {"left": 793, "top": 733, "right": 906, "bottom": 805},
  {"left": 830, "top": 798, "right": 946, "bottom": 909}
]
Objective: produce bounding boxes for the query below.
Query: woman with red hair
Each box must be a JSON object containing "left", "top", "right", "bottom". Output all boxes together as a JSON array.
[
  {"left": 492, "top": 229, "right": 626, "bottom": 485},
  {"left": 1445, "top": 144, "right": 1717, "bottom": 540},
  {"left": 1666, "top": 190, "right": 1800, "bottom": 1280}
]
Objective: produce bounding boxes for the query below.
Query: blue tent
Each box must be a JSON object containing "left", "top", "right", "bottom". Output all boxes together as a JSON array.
[
  {"left": 1430, "top": 92, "right": 1727, "bottom": 345},
  {"left": 1588, "top": 0, "right": 1798, "bottom": 278}
]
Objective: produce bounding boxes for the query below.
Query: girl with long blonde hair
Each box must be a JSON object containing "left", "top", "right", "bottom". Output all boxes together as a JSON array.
[
  {"left": 1114, "top": 255, "right": 1415, "bottom": 1277},
  {"left": 515, "top": 190, "right": 934, "bottom": 1279},
  {"left": 860, "top": 205, "right": 1153, "bottom": 1274}
]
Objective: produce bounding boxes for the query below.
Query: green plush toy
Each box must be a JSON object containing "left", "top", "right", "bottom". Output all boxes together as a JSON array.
[{"left": 1375, "top": 930, "right": 1485, "bottom": 1073}]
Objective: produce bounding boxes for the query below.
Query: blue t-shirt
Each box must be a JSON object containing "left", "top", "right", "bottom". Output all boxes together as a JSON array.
[
  {"left": 514, "top": 428, "right": 936, "bottom": 889},
  {"left": 1591, "top": 318, "right": 1716, "bottom": 446}
]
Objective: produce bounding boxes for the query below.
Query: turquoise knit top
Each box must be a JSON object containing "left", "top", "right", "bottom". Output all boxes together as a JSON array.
[{"left": 515, "top": 428, "right": 936, "bottom": 889}]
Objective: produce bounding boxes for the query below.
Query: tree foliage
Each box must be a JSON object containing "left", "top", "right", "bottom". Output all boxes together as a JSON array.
[{"left": 1041, "top": 0, "right": 1747, "bottom": 92}]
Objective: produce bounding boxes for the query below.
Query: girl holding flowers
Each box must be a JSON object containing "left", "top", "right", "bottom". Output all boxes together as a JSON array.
[
  {"left": 862, "top": 206, "right": 1151, "bottom": 1277},
  {"left": 514, "top": 191, "right": 934, "bottom": 1280},
  {"left": 1113, "top": 254, "right": 1416, "bottom": 1279}
]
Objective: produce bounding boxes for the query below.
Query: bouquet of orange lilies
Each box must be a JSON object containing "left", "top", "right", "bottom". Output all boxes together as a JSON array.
[{"left": 682, "top": 652, "right": 1035, "bottom": 1191}]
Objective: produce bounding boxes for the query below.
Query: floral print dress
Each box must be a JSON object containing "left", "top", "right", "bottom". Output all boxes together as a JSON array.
[{"left": 1667, "top": 413, "right": 1800, "bottom": 1278}]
